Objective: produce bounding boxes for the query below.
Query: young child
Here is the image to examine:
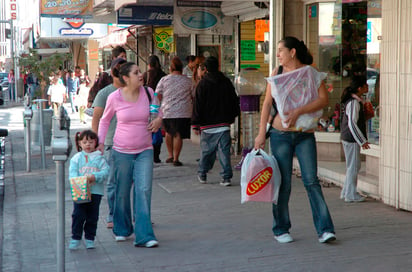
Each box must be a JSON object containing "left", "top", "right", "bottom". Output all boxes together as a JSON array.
[
  {"left": 69, "top": 130, "right": 109, "bottom": 250},
  {"left": 340, "top": 76, "right": 370, "bottom": 203}
]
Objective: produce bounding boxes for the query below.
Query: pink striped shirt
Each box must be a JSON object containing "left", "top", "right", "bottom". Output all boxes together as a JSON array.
[{"left": 98, "top": 87, "right": 158, "bottom": 154}]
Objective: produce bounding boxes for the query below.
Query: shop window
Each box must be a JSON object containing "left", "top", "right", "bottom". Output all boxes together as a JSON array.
[{"left": 306, "top": 0, "right": 381, "bottom": 145}]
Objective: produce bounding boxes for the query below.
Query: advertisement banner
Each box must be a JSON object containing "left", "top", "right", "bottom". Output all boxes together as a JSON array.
[
  {"left": 40, "top": 0, "right": 93, "bottom": 18},
  {"left": 117, "top": 5, "right": 173, "bottom": 26},
  {"left": 174, "top": 1, "right": 234, "bottom": 35},
  {"left": 153, "top": 27, "right": 174, "bottom": 53}
]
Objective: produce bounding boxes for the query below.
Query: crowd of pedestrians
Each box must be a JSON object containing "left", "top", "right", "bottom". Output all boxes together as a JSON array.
[{"left": 66, "top": 37, "right": 372, "bottom": 251}]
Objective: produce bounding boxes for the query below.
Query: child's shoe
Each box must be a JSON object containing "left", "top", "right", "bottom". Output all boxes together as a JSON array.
[
  {"left": 69, "top": 239, "right": 81, "bottom": 250},
  {"left": 85, "top": 239, "right": 95, "bottom": 249}
]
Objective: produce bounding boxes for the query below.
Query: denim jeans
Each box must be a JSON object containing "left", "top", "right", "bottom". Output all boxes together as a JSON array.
[
  {"left": 198, "top": 130, "right": 233, "bottom": 180},
  {"left": 341, "top": 140, "right": 362, "bottom": 201},
  {"left": 71, "top": 194, "right": 102, "bottom": 241},
  {"left": 68, "top": 92, "right": 76, "bottom": 113},
  {"left": 104, "top": 146, "right": 115, "bottom": 223},
  {"left": 111, "top": 149, "right": 156, "bottom": 244},
  {"left": 268, "top": 128, "right": 334, "bottom": 237}
]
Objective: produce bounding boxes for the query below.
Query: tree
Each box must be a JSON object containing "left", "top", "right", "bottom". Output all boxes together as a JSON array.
[{"left": 19, "top": 48, "right": 71, "bottom": 99}]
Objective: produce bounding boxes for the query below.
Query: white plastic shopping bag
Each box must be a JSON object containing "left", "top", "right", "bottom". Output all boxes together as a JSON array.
[
  {"left": 266, "top": 65, "right": 327, "bottom": 131},
  {"left": 241, "top": 149, "right": 281, "bottom": 204}
]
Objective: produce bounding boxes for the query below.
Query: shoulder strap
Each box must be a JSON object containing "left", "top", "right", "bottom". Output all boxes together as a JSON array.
[
  {"left": 277, "top": 65, "right": 283, "bottom": 75},
  {"left": 144, "top": 86, "right": 152, "bottom": 103}
]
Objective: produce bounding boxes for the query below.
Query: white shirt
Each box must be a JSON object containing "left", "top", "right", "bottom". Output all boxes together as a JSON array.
[{"left": 47, "top": 83, "right": 66, "bottom": 103}]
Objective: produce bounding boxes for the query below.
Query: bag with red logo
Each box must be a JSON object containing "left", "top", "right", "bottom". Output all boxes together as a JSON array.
[{"left": 241, "top": 149, "right": 281, "bottom": 204}]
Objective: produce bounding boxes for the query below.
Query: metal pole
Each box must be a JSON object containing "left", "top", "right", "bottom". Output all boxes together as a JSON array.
[
  {"left": 25, "top": 119, "right": 31, "bottom": 171},
  {"left": 56, "top": 160, "right": 65, "bottom": 272},
  {"left": 33, "top": 99, "right": 48, "bottom": 169}
]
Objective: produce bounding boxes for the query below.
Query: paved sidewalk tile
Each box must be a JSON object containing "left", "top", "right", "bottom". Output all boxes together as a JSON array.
[{"left": 1, "top": 106, "right": 412, "bottom": 272}]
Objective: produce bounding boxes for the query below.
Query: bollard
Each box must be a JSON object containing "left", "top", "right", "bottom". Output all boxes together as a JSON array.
[
  {"left": 23, "top": 95, "right": 33, "bottom": 172},
  {"left": 32, "top": 99, "right": 48, "bottom": 169},
  {"left": 51, "top": 107, "right": 72, "bottom": 272}
]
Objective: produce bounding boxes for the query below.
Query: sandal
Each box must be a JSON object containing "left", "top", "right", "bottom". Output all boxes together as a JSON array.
[
  {"left": 173, "top": 160, "right": 183, "bottom": 167},
  {"left": 166, "top": 157, "right": 173, "bottom": 163}
]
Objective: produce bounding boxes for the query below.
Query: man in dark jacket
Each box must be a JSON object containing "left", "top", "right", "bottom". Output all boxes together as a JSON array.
[{"left": 192, "top": 56, "right": 240, "bottom": 186}]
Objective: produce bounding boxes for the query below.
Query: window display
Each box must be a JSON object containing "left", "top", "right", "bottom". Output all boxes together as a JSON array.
[{"left": 306, "top": 0, "right": 381, "bottom": 145}]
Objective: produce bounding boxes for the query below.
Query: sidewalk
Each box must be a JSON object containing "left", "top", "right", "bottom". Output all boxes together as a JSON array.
[{"left": 1, "top": 105, "right": 412, "bottom": 272}]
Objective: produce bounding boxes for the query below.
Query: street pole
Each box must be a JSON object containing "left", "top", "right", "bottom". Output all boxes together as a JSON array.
[{"left": 51, "top": 108, "right": 72, "bottom": 272}]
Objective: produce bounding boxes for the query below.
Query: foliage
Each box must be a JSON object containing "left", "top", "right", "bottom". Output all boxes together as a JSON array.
[{"left": 19, "top": 48, "right": 71, "bottom": 97}]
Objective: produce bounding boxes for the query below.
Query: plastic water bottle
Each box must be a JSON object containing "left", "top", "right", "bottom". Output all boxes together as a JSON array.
[{"left": 149, "top": 92, "right": 160, "bottom": 123}]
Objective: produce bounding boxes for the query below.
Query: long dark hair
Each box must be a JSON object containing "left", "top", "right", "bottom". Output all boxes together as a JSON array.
[
  {"left": 280, "top": 36, "right": 313, "bottom": 65},
  {"left": 341, "top": 76, "right": 367, "bottom": 104},
  {"left": 75, "top": 130, "right": 99, "bottom": 152},
  {"left": 118, "top": 62, "right": 136, "bottom": 85}
]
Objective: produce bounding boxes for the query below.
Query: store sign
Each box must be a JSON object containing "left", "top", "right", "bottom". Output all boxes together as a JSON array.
[
  {"left": 174, "top": 1, "right": 233, "bottom": 35},
  {"left": 41, "top": 17, "right": 107, "bottom": 38},
  {"left": 117, "top": 5, "right": 173, "bottom": 26},
  {"left": 40, "top": 0, "right": 93, "bottom": 18},
  {"left": 241, "top": 40, "right": 256, "bottom": 61},
  {"left": 9, "top": 0, "right": 17, "bottom": 20},
  {"left": 153, "top": 27, "right": 174, "bottom": 53},
  {"left": 63, "top": 18, "right": 85, "bottom": 29}
]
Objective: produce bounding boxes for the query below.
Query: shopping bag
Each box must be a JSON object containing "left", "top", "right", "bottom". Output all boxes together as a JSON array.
[
  {"left": 70, "top": 176, "right": 91, "bottom": 203},
  {"left": 266, "top": 66, "right": 326, "bottom": 131},
  {"left": 241, "top": 149, "right": 281, "bottom": 204}
]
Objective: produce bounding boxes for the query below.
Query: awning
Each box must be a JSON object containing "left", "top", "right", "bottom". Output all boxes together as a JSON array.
[{"left": 98, "top": 25, "right": 137, "bottom": 48}]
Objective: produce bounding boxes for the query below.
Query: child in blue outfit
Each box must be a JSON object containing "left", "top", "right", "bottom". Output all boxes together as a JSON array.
[{"left": 69, "top": 130, "right": 109, "bottom": 250}]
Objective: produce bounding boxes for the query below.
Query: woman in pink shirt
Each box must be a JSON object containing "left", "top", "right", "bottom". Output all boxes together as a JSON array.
[{"left": 98, "top": 62, "right": 162, "bottom": 248}]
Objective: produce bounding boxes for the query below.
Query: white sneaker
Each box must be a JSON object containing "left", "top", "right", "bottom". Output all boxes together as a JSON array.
[
  {"left": 344, "top": 196, "right": 365, "bottom": 203},
  {"left": 115, "top": 236, "right": 127, "bottom": 242},
  {"left": 145, "top": 240, "right": 159, "bottom": 248},
  {"left": 274, "top": 233, "right": 293, "bottom": 243},
  {"left": 318, "top": 232, "right": 336, "bottom": 243},
  {"left": 220, "top": 179, "right": 231, "bottom": 187}
]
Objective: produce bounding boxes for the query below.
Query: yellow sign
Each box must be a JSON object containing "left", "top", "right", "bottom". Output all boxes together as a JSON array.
[{"left": 153, "top": 27, "right": 174, "bottom": 53}]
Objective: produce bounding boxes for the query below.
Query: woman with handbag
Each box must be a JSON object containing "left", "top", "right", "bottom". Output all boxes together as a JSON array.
[
  {"left": 254, "top": 36, "right": 336, "bottom": 244},
  {"left": 340, "top": 76, "right": 370, "bottom": 203},
  {"left": 98, "top": 62, "right": 162, "bottom": 248}
]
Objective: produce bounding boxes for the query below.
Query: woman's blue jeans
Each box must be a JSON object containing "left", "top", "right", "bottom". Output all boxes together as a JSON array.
[
  {"left": 111, "top": 149, "right": 156, "bottom": 244},
  {"left": 269, "top": 128, "right": 334, "bottom": 237}
]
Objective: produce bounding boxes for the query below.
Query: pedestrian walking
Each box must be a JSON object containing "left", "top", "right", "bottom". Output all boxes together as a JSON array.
[
  {"left": 183, "top": 55, "right": 196, "bottom": 78},
  {"left": 47, "top": 76, "right": 66, "bottom": 116},
  {"left": 7, "top": 69, "right": 15, "bottom": 101},
  {"left": 192, "top": 56, "right": 240, "bottom": 186},
  {"left": 87, "top": 46, "right": 127, "bottom": 108},
  {"left": 143, "top": 55, "right": 167, "bottom": 163},
  {"left": 98, "top": 62, "right": 162, "bottom": 248},
  {"left": 340, "top": 76, "right": 370, "bottom": 202},
  {"left": 156, "top": 57, "right": 193, "bottom": 166},
  {"left": 91, "top": 57, "right": 127, "bottom": 229},
  {"left": 77, "top": 78, "right": 90, "bottom": 124},
  {"left": 66, "top": 70, "right": 79, "bottom": 113},
  {"left": 68, "top": 130, "right": 109, "bottom": 250},
  {"left": 254, "top": 36, "right": 336, "bottom": 244}
]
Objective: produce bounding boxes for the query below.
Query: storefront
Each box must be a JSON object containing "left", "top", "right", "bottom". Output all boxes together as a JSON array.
[{"left": 303, "top": 0, "right": 382, "bottom": 176}]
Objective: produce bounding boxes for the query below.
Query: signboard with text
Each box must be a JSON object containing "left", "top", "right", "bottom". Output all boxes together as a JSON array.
[
  {"left": 40, "top": 0, "right": 93, "bottom": 18},
  {"left": 117, "top": 5, "right": 173, "bottom": 26}
]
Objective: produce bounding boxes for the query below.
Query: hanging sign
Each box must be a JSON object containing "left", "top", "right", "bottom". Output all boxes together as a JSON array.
[
  {"left": 241, "top": 40, "right": 256, "bottom": 61},
  {"left": 174, "top": 1, "right": 234, "bottom": 35},
  {"left": 153, "top": 27, "right": 174, "bottom": 53},
  {"left": 40, "top": 0, "right": 93, "bottom": 18},
  {"left": 117, "top": 5, "right": 173, "bottom": 26}
]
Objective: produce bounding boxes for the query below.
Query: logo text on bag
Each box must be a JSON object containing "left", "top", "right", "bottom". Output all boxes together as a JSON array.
[{"left": 246, "top": 167, "right": 273, "bottom": 195}]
